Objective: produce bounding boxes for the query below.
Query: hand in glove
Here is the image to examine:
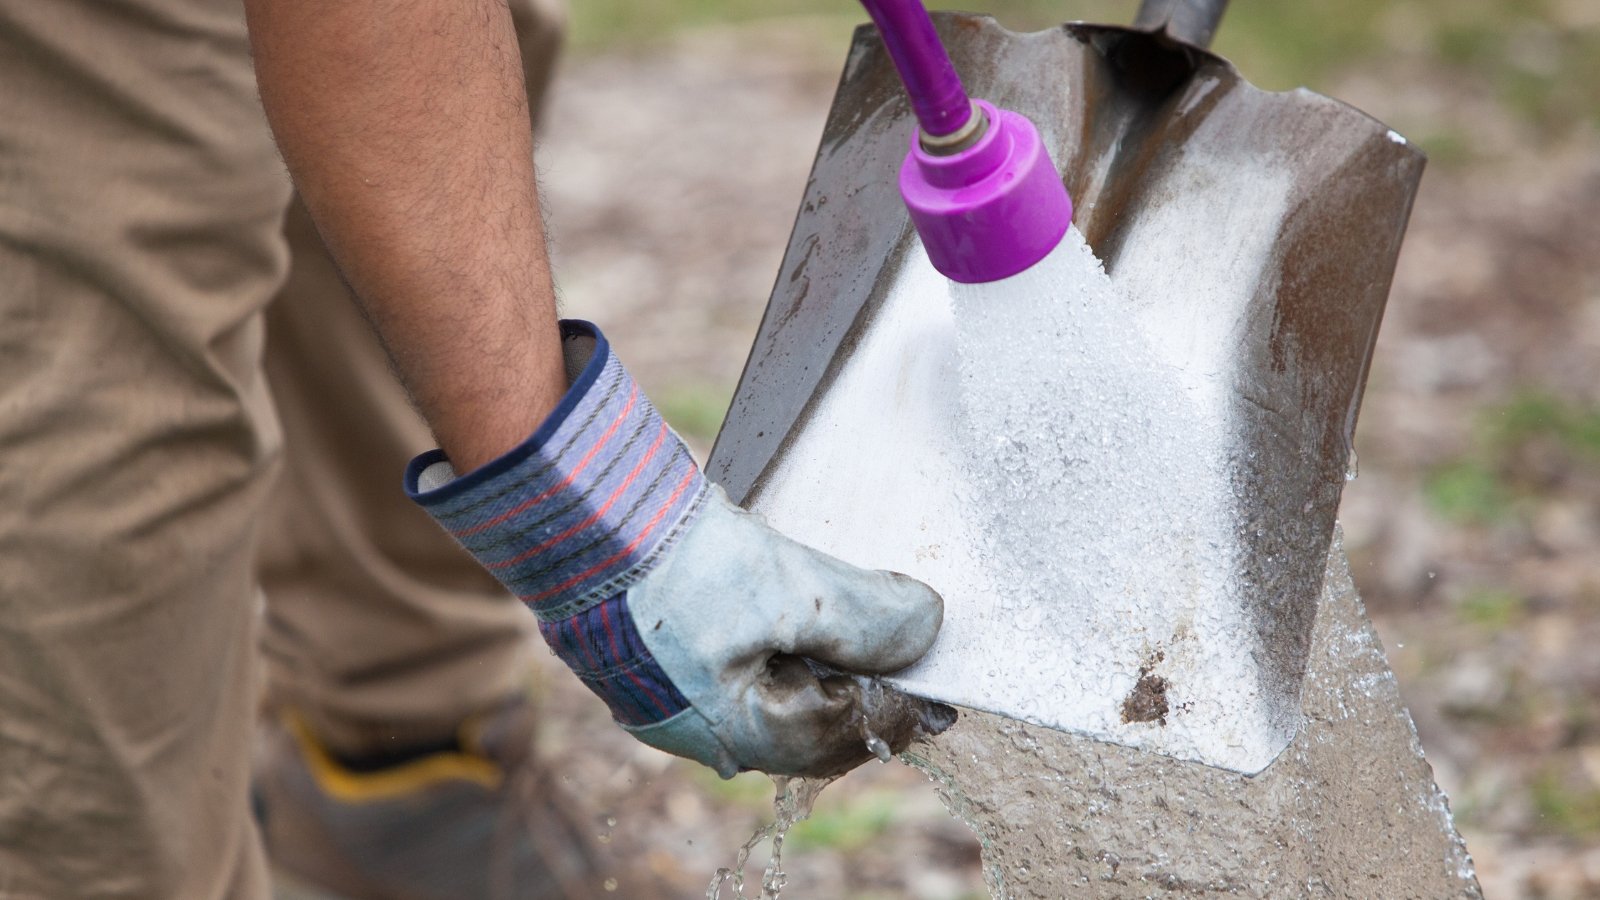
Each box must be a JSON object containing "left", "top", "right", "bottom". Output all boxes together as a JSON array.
[{"left": 407, "top": 321, "right": 952, "bottom": 777}]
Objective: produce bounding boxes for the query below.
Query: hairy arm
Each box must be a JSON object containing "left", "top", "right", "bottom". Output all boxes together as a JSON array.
[{"left": 243, "top": 0, "right": 565, "bottom": 472}]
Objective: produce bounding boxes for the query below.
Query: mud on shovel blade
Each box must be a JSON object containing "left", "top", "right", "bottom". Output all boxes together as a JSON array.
[{"left": 709, "top": 11, "right": 1424, "bottom": 775}]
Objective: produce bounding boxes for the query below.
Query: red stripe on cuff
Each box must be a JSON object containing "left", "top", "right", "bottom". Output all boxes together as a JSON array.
[
  {"left": 521, "top": 468, "right": 699, "bottom": 606},
  {"left": 453, "top": 383, "right": 640, "bottom": 539},
  {"left": 488, "top": 421, "right": 669, "bottom": 571}
]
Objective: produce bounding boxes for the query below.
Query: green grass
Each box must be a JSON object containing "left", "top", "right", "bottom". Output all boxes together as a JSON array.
[
  {"left": 1457, "top": 586, "right": 1523, "bottom": 629},
  {"left": 1435, "top": 19, "right": 1499, "bottom": 66},
  {"left": 1411, "top": 128, "right": 1477, "bottom": 168},
  {"left": 1431, "top": 8, "right": 1600, "bottom": 132},
  {"left": 679, "top": 769, "right": 926, "bottom": 854},
  {"left": 566, "top": 0, "right": 1392, "bottom": 89},
  {"left": 1424, "top": 459, "right": 1513, "bottom": 525},
  {"left": 690, "top": 766, "right": 786, "bottom": 811},
  {"left": 1424, "top": 391, "right": 1600, "bottom": 525},
  {"left": 681, "top": 772, "right": 911, "bottom": 851},
  {"left": 567, "top": 1, "right": 1128, "bottom": 50},
  {"left": 567, "top": 0, "right": 1600, "bottom": 135},
  {"left": 1531, "top": 768, "right": 1600, "bottom": 837},
  {"left": 655, "top": 381, "right": 733, "bottom": 447},
  {"left": 787, "top": 791, "right": 901, "bottom": 850},
  {"left": 1487, "top": 392, "right": 1600, "bottom": 462},
  {"left": 1208, "top": 0, "right": 1394, "bottom": 92}
]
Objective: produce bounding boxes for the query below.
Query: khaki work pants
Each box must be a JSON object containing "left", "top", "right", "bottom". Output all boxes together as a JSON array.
[{"left": 0, "top": 0, "right": 565, "bottom": 895}]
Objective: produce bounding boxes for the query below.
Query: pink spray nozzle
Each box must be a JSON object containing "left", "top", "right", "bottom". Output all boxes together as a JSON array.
[
  {"left": 900, "top": 100, "right": 1073, "bottom": 283},
  {"left": 859, "top": 2, "right": 1074, "bottom": 283}
]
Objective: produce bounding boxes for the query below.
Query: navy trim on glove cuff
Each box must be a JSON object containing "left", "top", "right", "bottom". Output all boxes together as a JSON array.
[{"left": 404, "top": 320, "right": 707, "bottom": 726}]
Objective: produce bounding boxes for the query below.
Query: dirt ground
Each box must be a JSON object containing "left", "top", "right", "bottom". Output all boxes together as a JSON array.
[{"left": 532, "top": 17, "right": 1600, "bottom": 899}]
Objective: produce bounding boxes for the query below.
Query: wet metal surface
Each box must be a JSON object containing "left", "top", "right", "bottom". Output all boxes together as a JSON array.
[
  {"left": 906, "top": 538, "right": 1480, "bottom": 897},
  {"left": 708, "top": 14, "right": 1425, "bottom": 774}
]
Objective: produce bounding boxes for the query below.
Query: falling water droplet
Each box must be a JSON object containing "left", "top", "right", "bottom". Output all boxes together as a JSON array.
[{"left": 865, "top": 731, "right": 892, "bottom": 763}]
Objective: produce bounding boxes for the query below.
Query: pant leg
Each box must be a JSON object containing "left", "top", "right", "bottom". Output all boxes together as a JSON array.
[
  {"left": 0, "top": 0, "right": 289, "bottom": 896},
  {"left": 257, "top": 0, "right": 568, "bottom": 755}
]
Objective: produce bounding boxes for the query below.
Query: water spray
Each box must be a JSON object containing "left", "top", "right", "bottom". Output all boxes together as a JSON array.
[{"left": 857, "top": 0, "right": 1074, "bottom": 283}]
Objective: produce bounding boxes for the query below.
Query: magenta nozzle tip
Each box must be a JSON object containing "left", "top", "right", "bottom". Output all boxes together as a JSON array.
[{"left": 899, "top": 100, "right": 1074, "bottom": 284}]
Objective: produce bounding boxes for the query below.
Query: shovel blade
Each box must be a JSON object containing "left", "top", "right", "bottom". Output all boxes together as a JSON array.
[{"left": 708, "top": 15, "right": 1424, "bottom": 774}]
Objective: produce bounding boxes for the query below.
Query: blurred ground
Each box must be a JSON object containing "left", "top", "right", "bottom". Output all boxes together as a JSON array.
[{"left": 534, "top": 2, "right": 1600, "bottom": 897}]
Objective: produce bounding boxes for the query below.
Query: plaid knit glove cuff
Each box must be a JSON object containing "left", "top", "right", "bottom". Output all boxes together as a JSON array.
[{"left": 405, "top": 320, "right": 709, "bottom": 727}]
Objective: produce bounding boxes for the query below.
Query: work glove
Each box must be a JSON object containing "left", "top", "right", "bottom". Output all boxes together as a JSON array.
[{"left": 406, "top": 321, "right": 953, "bottom": 777}]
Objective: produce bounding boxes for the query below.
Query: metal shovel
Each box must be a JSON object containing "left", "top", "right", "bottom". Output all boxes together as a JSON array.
[{"left": 707, "top": 0, "right": 1424, "bottom": 775}]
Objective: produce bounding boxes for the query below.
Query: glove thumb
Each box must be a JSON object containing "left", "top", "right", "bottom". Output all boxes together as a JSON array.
[{"left": 771, "top": 538, "right": 944, "bottom": 675}]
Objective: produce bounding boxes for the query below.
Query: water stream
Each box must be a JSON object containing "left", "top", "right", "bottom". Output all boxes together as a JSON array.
[
  {"left": 706, "top": 775, "right": 838, "bottom": 900},
  {"left": 940, "top": 225, "right": 1278, "bottom": 766}
]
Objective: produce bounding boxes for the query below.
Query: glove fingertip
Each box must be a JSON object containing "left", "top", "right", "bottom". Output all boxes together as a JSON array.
[{"left": 862, "top": 570, "right": 944, "bottom": 669}]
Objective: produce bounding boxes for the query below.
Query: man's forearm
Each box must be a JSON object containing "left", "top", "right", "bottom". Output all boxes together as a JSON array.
[{"left": 244, "top": 0, "right": 565, "bottom": 472}]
